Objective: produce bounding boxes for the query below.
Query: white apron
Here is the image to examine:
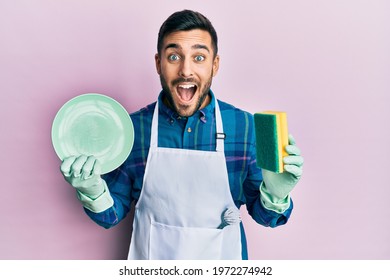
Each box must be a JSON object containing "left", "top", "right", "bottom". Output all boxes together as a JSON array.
[{"left": 128, "top": 100, "right": 242, "bottom": 260}]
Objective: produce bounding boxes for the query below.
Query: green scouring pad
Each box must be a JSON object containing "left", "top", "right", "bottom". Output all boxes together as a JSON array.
[{"left": 254, "top": 111, "right": 288, "bottom": 173}]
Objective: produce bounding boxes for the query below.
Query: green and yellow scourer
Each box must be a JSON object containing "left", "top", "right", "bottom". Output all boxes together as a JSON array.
[{"left": 254, "top": 111, "right": 289, "bottom": 173}]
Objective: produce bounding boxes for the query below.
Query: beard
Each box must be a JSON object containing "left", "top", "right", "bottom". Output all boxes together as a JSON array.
[{"left": 159, "top": 73, "right": 213, "bottom": 117}]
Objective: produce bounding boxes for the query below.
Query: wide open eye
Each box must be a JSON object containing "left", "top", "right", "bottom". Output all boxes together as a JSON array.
[
  {"left": 194, "top": 55, "right": 205, "bottom": 62},
  {"left": 168, "top": 54, "right": 180, "bottom": 61}
]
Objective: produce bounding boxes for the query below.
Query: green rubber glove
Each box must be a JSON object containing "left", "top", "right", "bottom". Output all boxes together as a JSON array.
[
  {"left": 260, "top": 134, "right": 304, "bottom": 213},
  {"left": 60, "top": 155, "right": 114, "bottom": 212}
]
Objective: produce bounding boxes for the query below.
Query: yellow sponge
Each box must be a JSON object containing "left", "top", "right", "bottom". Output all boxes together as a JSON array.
[{"left": 254, "top": 111, "right": 288, "bottom": 173}]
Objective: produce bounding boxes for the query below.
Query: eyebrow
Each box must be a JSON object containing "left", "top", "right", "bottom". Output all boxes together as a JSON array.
[{"left": 165, "top": 43, "right": 210, "bottom": 53}]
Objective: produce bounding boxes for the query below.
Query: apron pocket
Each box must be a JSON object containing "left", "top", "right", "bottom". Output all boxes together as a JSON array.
[{"left": 150, "top": 221, "right": 224, "bottom": 260}]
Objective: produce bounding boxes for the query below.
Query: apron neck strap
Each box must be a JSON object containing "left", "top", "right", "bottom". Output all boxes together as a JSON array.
[
  {"left": 214, "top": 100, "right": 225, "bottom": 152},
  {"left": 150, "top": 99, "right": 225, "bottom": 152}
]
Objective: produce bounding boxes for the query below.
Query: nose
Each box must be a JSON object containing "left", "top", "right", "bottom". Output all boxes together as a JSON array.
[{"left": 179, "top": 58, "right": 193, "bottom": 78}]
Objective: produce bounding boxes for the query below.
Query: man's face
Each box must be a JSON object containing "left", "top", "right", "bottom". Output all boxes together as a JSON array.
[{"left": 155, "top": 29, "right": 219, "bottom": 117}]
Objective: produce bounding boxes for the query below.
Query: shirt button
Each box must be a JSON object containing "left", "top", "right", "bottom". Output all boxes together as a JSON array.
[{"left": 187, "top": 127, "right": 192, "bottom": 133}]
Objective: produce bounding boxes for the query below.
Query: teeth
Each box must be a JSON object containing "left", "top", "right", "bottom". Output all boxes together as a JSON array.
[{"left": 178, "top": 84, "right": 195, "bottom": 89}]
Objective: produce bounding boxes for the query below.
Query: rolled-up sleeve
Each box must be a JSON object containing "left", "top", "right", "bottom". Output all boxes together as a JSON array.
[{"left": 84, "top": 163, "right": 133, "bottom": 229}]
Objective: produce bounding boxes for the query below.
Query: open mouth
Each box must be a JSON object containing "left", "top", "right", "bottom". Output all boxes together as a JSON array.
[{"left": 176, "top": 84, "right": 197, "bottom": 103}]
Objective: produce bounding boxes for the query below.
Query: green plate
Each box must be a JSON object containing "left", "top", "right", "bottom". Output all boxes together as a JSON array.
[{"left": 51, "top": 93, "right": 134, "bottom": 174}]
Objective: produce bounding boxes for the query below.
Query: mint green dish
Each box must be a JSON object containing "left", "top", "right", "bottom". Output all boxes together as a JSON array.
[{"left": 51, "top": 93, "right": 134, "bottom": 174}]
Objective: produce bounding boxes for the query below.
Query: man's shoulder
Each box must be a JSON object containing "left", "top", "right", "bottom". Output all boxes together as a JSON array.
[
  {"left": 217, "top": 99, "right": 253, "bottom": 120},
  {"left": 217, "top": 99, "right": 255, "bottom": 141},
  {"left": 130, "top": 101, "right": 157, "bottom": 118}
]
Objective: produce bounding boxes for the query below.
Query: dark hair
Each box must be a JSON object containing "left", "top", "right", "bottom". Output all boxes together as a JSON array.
[{"left": 157, "top": 10, "right": 218, "bottom": 57}]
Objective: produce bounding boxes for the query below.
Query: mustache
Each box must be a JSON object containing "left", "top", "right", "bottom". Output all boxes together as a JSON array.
[{"left": 172, "top": 78, "right": 198, "bottom": 86}]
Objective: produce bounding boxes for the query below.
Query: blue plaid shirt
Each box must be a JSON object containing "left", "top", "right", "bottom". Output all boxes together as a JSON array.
[{"left": 85, "top": 90, "right": 293, "bottom": 259}]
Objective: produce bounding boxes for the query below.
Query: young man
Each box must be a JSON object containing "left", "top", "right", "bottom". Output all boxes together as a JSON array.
[{"left": 61, "top": 10, "right": 304, "bottom": 260}]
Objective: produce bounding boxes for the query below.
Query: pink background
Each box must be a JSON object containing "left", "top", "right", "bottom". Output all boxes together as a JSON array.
[{"left": 1, "top": 0, "right": 389, "bottom": 259}]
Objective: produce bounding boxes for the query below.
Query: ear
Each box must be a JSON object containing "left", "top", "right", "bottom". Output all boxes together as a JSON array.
[
  {"left": 212, "top": 55, "right": 220, "bottom": 77},
  {"left": 155, "top": 53, "right": 161, "bottom": 75}
]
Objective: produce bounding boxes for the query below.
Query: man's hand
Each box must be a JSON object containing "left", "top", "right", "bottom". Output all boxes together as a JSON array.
[
  {"left": 261, "top": 134, "right": 304, "bottom": 201},
  {"left": 61, "top": 155, "right": 105, "bottom": 200}
]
